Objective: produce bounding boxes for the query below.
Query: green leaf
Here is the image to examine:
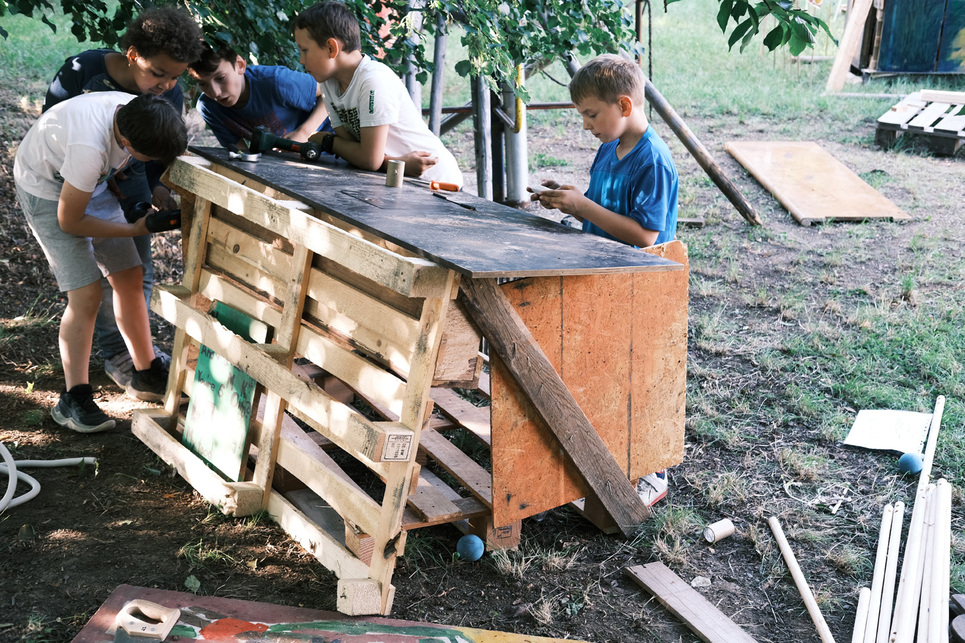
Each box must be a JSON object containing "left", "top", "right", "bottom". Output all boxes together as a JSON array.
[
  {"left": 762, "top": 24, "right": 783, "bottom": 50},
  {"left": 454, "top": 59, "right": 472, "bottom": 77},
  {"left": 717, "top": 0, "right": 735, "bottom": 32},
  {"left": 727, "top": 17, "right": 754, "bottom": 50}
]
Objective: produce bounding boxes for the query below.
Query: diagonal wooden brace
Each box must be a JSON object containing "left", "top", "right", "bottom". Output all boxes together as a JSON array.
[{"left": 458, "top": 278, "right": 649, "bottom": 537}]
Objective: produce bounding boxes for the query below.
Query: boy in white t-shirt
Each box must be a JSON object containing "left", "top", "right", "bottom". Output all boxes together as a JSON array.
[
  {"left": 13, "top": 92, "right": 187, "bottom": 433},
  {"left": 293, "top": 1, "right": 463, "bottom": 187}
]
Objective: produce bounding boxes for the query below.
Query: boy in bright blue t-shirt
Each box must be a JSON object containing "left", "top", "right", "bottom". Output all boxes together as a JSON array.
[
  {"left": 188, "top": 40, "right": 333, "bottom": 149},
  {"left": 533, "top": 54, "right": 678, "bottom": 249},
  {"left": 532, "top": 54, "right": 678, "bottom": 506}
]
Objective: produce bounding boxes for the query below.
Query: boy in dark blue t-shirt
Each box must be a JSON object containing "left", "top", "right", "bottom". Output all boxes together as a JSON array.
[{"left": 188, "top": 40, "right": 333, "bottom": 150}]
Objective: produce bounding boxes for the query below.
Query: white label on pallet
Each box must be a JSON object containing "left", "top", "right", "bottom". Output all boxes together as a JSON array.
[{"left": 382, "top": 433, "right": 413, "bottom": 461}]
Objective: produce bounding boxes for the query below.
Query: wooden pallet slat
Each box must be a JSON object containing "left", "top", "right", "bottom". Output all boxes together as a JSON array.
[{"left": 418, "top": 428, "right": 493, "bottom": 506}]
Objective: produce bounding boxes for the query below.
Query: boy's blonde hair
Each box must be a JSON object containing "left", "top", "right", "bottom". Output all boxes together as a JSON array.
[{"left": 569, "top": 54, "right": 646, "bottom": 106}]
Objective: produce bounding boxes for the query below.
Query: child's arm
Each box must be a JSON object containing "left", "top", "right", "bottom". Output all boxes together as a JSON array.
[
  {"left": 287, "top": 83, "right": 330, "bottom": 143},
  {"left": 382, "top": 150, "right": 438, "bottom": 177},
  {"left": 58, "top": 181, "right": 150, "bottom": 238},
  {"left": 312, "top": 124, "right": 389, "bottom": 172},
  {"left": 536, "top": 186, "right": 659, "bottom": 247}
]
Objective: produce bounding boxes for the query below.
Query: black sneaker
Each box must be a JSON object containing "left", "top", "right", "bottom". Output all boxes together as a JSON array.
[
  {"left": 51, "top": 385, "right": 116, "bottom": 434},
  {"left": 128, "top": 357, "right": 169, "bottom": 402}
]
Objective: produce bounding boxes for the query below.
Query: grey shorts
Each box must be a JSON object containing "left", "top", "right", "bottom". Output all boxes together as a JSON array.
[{"left": 16, "top": 184, "right": 142, "bottom": 292}]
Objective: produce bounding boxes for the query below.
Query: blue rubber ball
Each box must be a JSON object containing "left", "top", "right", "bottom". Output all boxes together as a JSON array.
[
  {"left": 898, "top": 452, "right": 923, "bottom": 475},
  {"left": 456, "top": 534, "right": 485, "bottom": 561}
]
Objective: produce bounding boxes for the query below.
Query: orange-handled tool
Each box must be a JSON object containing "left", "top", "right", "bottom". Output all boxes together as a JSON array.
[{"left": 408, "top": 178, "right": 460, "bottom": 192}]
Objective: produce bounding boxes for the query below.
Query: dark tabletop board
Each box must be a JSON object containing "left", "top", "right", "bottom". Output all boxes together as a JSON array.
[{"left": 189, "top": 147, "right": 682, "bottom": 279}]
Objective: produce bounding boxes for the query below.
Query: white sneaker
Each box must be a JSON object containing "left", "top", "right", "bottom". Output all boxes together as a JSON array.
[{"left": 636, "top": 471, "right": 668, "bottom": 507}]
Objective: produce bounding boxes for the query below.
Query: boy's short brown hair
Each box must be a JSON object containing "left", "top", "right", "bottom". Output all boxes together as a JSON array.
[
  {"left": 294, "top": 1, "right": 361, "bottom": 53},
  {"left": 569, "top": 54, "right": 646, "bottom": 106},
  {"left": 117, "top": 94, "right": 187, "bottom": 166},
  {"left": 188, "top": 39, "right": 240, "bottom": 75}
]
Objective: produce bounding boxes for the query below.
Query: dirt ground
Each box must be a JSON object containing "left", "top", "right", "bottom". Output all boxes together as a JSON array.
[{"left": 0, "top": 74, "right": 962, "bottom": 643}]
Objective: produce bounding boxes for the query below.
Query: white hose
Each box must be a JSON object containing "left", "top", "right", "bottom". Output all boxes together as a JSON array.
[{"left": 0, "top": 441, "right": 97, "bottom": 512}]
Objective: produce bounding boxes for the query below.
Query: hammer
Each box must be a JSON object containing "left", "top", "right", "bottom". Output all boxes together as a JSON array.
[{"left": 249, "top": 126, "right": 322, "bottom": 161}]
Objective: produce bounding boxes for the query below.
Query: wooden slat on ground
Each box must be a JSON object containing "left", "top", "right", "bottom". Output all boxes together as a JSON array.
[
  {"left": 625, "top": 563, "right": 758, "bottom": 643},
  {"left": 725, "top": 141, "right": 911, "bottom": 226},
  {"left": 875, "top": 92, "right": 965, "bottom": 156}
]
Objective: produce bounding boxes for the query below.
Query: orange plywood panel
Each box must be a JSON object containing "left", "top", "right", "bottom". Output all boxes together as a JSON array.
[
  {"left": 725, "top": 141, "right": 910, "bottom": 226},
  {"left": 491, "top": 245, "right": 687, "bottom": 526},
  {"left": 630, "top": 241, "right": 688, "bottom": 480}
]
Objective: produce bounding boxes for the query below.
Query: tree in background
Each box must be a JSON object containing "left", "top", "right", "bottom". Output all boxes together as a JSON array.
[{"left": 1, "top": 0, "right": 832, "bottom": 95}]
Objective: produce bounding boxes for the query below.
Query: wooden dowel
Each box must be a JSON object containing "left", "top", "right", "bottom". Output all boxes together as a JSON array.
[
  {"left": 890, "top": 484, "right": 933, "bottom": 643},
  {"left": 864, "top": 504, "right": 894, "bottom": 643},
  {"left": 876, "top": 501, "right": 905, "bottom": 643},
  {"left": 643, "top": 79, "right": 763, "bottom": 227},
  {"left": 854, "top": 587, "right": 873, "bottom": 643},
  {"left": 768, "top": 516, "right": 837, "bottom": 643},
  {"left": 918, "top": 396, "right": 946, "bottom": 494},
  {"left": 916, "top": 486, "right": 938, "bottom": 643},
  {"left": 928, "top": 480, "right": 951, "bottom": 643}
]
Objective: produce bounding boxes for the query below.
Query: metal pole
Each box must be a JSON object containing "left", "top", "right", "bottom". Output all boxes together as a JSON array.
[
  {"left": 472, "top": 75, "right": 493, "bottom": 200},
  {"left": 501, "top": 70, "right": 528, "bottom": 205}
]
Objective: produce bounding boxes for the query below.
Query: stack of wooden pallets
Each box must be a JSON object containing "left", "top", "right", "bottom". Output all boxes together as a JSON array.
[{"left": 875, "top": 90, "right": 965, "bottom": 156}]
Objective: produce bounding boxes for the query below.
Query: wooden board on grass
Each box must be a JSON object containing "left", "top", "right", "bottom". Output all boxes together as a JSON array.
[
  {"left": 73, "top": 584, "right": 591, "bottom": 643},
  {"left": 625, "top": 563, "right": 758, "bottom": 643},
  {"left": 182, "top": 301, "right": 269, "bottom": 482},
  {"left": 725, "top": 141, "right": 910, "bottom": 226}
]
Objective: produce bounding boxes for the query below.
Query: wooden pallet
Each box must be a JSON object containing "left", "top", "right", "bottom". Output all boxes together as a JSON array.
[
  {"left": 133, "top": 150, "right": 687, "bottom": 617},
  {"left": 876, "top": 91, "right": 965, "bottom": 156}
]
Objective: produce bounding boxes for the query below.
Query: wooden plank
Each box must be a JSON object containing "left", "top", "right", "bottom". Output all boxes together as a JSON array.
[
  {"left": 934, "top": 114, "right": 965, "bottom": 134},
  {"left": 132, "top": 409, "right": 264, "bottom": 517},
  {"left": 430, "top": 387, "right": 492, "bottom": 446},
  {"left": 166, "top": 157, "right": 453, "bottom": 298},
  {"left": 826, "top": 0, "right": 875, "bottom": 92},
  {"left": 206, "top": 217, "right": 294, "bottom": 282},
  {"left": 460, "top": 277, "right": 649, "bottom": 538},
  {"left": 725, "top": 141, "right": 910, "bottom": 226},
  {"left": 75, "top": 584, "right": 589, "bottom": 642},
  {"left": 921, "top": 90, "right": 965, "bottom": 104},
  {"left": 152, "top": 286, "right": 412, "bottom": 467},
  {"left": 877, "top": 93, "right": 927, "bottom": 127},
  {"left": 625, "top": 563, "right": 759, "bottom": 643},
  {"left": 907, "top": 102, "right": 956, "bottom": 130},
  {"left": 418, "top": 428, "right": 493, "bottom": 506},
  {"left": 185, "top": 147, "right": 683, "bottom": 279}
]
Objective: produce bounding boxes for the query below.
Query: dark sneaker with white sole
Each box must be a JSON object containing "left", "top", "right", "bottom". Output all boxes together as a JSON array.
[
  {"left": 127, "top": 356, "right": 169, "bottom": 402},
  {"left": 51, "top": 385, "right": 116, "bottom": 434},
  {"left": 105, "top": 347, "right": 171, "bottom": 397}
]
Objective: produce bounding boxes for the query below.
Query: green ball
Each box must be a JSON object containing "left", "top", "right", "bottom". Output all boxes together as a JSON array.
[
  {"left": 456, "top": 534, "right": 485, "bottom": 561},
  {"left": 898, "top": 452, "right": 923, "bottom": 475}
]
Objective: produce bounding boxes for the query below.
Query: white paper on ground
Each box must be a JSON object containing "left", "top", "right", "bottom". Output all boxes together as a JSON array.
[{"left": 843, "top": 409, "right": 932, "bottom": 455}]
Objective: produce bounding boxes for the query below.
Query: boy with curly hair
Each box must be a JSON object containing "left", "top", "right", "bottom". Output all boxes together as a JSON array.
[{"left": 44, "top": 6, "right": 203, "bottom": 395}]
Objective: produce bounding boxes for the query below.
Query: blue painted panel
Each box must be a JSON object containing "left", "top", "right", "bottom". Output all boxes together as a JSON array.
[
  {"left": 878, "top": 0, "right": 944, "bottom": 72},
  {"left": 938, "top": 0, "right": 965, "bottom": 72}
]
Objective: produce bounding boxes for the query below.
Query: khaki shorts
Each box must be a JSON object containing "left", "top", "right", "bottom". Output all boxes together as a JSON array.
[{"left": 16, "top": 183, "right": 142, "bottom": 292}]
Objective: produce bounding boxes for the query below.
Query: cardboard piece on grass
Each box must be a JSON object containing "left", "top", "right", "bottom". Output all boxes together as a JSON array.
[{"left": 843, "top": 409, "right": 932, "bottom": 455}]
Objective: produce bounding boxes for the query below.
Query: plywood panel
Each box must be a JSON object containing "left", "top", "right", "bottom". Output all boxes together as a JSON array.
[
  {"left": 630, "top": 242, "right": 689, "bottom": 480},
  {"left": 187, "top": 147, "right": 681, "bottom": 279},
  {"left": 491, "top": 277, "right": 570, "bottom": 524},
  {"left": 725, "top": 141, "right": 910, "bottom": 226},
  {"left": 877, "top": 0, "right": 944, "bottom": 72},
  {"left": 938, "top": 0, "right": 965, "bottom": 73},
  {"left": 490, "top": 249, "right": 687, "bottom": 526}
]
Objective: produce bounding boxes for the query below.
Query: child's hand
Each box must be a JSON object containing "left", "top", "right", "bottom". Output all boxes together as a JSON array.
[
  {"left": 152, "top": 185, "right": 178, "bottom": 211},
  {"left": 532, "top": 184, "right": 585, "bottom": 219},
  {"left": 397, "top": 151, "right": 438, "bottom": 177}
]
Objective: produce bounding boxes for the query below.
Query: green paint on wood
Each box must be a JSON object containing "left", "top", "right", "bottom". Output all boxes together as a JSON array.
[{"left": 181, "top": 302, "right": 267, "bottom": 482}]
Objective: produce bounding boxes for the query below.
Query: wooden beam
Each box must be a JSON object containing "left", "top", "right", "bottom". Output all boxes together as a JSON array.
[
  {"left": 644, "top": 78, "right": 762, "bottom": 227},
  {"left": 458, "top": 277, "right": 649, "bottom": 537},
  {"left": 625, "top": 562, "right": 758, "bottom": 643},
  {"left": 826, "top": 0, "right": 874, "bottom": 93}
]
